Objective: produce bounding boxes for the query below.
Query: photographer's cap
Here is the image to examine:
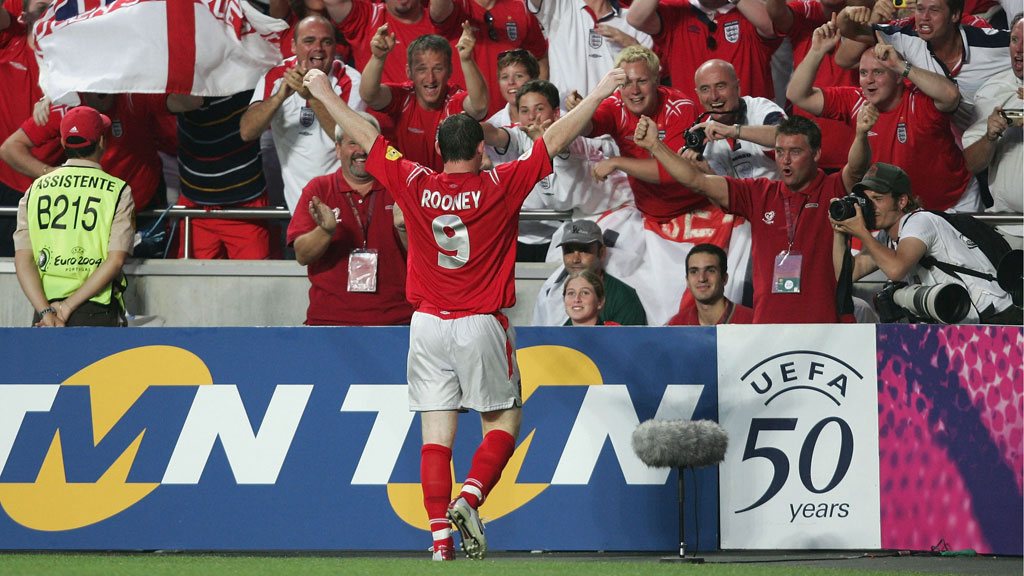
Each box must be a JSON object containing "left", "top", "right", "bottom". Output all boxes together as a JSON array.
[
  {"left": 853, "top": 162, "right": 911, "bottom": 197},
  {"left": 557, "top": 220, "right": 604, "bottom": 247},
  {"left": 60, "top": 106, "right": 111, "bottom": 150}
]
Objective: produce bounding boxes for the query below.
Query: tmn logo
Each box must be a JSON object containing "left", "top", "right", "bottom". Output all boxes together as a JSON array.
[{"left": 0, "top": 346, "right": 311, "bottom": 531}]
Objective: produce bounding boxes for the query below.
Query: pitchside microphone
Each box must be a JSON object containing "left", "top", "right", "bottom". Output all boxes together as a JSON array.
[
  {"left": 631, "top": 419, "right": 728, "bottom": 469},
  {"left": 631, "top": 419, "right": 729, "bottom": 563}
]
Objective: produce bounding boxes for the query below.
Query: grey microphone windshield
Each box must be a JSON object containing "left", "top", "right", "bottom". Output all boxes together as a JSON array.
[{"left": 632, "top": 419, "right": 728, "bottom": 469}]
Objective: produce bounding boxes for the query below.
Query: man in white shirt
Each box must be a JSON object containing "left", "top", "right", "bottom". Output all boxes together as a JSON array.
[
  {"left": 240, "top": 15, "right": 365, "bottom": 213},
  {"left": 831, "top": 162, "right": 1019, "bottom": 324},
  {"left": 963, "top": 14, "right": 1023, "bottom": 242}
]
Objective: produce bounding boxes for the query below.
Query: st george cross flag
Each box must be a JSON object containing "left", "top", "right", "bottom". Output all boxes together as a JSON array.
[{"left": 34, "top": 0, "right": 287, "bottom": 103}]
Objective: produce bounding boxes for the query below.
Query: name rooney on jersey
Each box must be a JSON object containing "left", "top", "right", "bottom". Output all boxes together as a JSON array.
[{"left": 420, "top": 189, "right": 482, "bottom": 211}]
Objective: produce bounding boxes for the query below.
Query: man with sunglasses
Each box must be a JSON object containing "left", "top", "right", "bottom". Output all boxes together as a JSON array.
[
  {"left": 430, "top": 0, "right": 548, "bottom": 116},
  {"left": 627, "top": 0, "right": 780, "bottom": 101}
]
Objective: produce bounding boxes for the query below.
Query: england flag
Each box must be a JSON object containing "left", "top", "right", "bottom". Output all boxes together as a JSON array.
[{"left": 35, "top": 0, "right": 287, "bottom": 103}]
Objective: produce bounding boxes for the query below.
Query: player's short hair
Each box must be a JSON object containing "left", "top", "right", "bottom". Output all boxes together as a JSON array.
[
  {"left": 334, "top": 112, "right": 381, "bottom": 143},
  {"left": 686, "top": 243, "right": 728, "bottom": 276},
  {"left": 407, "top": 34, "right": 453, "bottom": 73},
  {"left": 776, "top": 115, "right": 822, "bottom": 151},
  {"left": 516, "top": 80, "right": 559, "bottom": 109},
  {"left": 614, "top": 45, "right": 660, "bottom": 78},
  {"left": 694, "top": 59, "right": 738, "bottom": 87},
  {"left": 293, "top": 14, "right": 336, "bottom": 46},
  {"left": 64, "top": 143, "right": 99, "bottom": 159},
  {"left": 942, "top": 0, "right": 964, "bottom": 19},
  {"left": 496, "top": 48, "right": 540, "bottom": 79},
  {"left": 437, "top": 113, "right": 484, "bottom": 163},
  {"left": 563, "top": 269, "right": 606, "bottom": 302}
]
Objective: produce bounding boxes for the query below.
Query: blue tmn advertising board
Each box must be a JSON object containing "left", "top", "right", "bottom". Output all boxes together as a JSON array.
[{"left": 0, "top": 327, "right": 719, "bottom": 551}]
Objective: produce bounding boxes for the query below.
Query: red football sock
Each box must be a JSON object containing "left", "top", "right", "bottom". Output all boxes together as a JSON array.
[
  {"left": 460, "top": 429, "right": 516, "bottom": 509},
  {"left": 421, "top": 444, "right": 453, "bottom": 549}
]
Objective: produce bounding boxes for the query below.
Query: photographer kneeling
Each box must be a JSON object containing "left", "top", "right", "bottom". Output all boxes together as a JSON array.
[{"left": 831, "top": 163, "right": 1021, "bottom": 325}]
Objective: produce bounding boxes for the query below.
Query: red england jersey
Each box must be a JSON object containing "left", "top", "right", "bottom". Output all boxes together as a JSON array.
[
  {"left": 434, "top": 0, "right": 547, "bottom": 117},
  {"left": 727, "top": 171, "right": 846, "bottom": 324},
  {"left": 780, "top": 1, "right": 857, "bottom": 170},
  {"left": 667, "top": 298, "right": 754, "bottom": 325},
  {"left": 0, "top": 10, "right": 46, "bottom": 193},
  {"left": 821, "top": 86, "right": 969, "bottom": 211},
  {"left": 654, "top": 3, "right": 780, "bottom": 101},
  {"left": 21, "top": 94, "right": 171, "bottom": 209},
  {"left": 337, "top": 0, "right": 442, "bottom": 85},
  {"left": 589, "top": 85, "right": 708, "bottom": 220},
  {"left": 286, "top": 173, "right": 413, "bottom": 326},
  {"left": 366, "top": 134, "right": 553, "bottom": 313},
  {"left": 378, "top": 82, "right": 468, "bottom": 171}
]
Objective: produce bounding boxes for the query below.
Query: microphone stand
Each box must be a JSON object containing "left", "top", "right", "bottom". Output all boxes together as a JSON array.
[{"left": 662, "top": 466, "right": 705, "bottom": 563}]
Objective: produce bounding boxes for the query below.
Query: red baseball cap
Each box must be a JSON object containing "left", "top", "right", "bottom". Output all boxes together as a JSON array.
[{"left": 60, "top": 106, "right": 111, "bottom": 149}]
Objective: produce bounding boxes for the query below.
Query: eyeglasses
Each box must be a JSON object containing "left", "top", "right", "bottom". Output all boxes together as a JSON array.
[
  {"left": 484, "top": 11, "right": 499, "bottom": 42},
  {"left": 498, "top": 48, "right": 530, "bottom": 59},
  {"left": 705, "top": 21, "right": 717, "bottom": 51}
]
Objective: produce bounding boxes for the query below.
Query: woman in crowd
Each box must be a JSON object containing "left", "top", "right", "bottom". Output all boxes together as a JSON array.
[{"left": 563, "top": 270, "right": 619, "bottom": 326}]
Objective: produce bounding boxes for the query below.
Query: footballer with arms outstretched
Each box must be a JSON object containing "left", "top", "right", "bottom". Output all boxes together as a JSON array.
[{"left": 303, "top": 65, "right": 626, "bottom": 560}]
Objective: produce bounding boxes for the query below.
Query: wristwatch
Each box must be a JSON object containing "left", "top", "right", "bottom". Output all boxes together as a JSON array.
[
  {"left": 901, "top": 62, "right": 912, "bottom": 78},
  {"left": 39, "top": 307, "right": 56, "bottom": 317}
]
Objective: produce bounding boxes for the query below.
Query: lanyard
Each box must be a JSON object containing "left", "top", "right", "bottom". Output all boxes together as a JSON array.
[
  {"left": 337, "top": 173, "right": 376, "bottom": 249},
  {"left": 781, "top": 194, "right": 804, "bottom": 253}
]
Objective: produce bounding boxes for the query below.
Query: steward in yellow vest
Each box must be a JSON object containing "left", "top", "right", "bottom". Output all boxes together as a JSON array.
[{"left": 13, "top": 106, "right": 135, "bottom": 327}]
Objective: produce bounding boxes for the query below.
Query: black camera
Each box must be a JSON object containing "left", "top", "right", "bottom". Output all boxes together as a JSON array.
[
  {"left": 683, "top": 127, "right": 707, "bottom": 153},
  {"left": 829, "top": 190, "right": 876, "bottom": 230},
  {"left": 874, "top": 280, "right": 971, "bottom": 324}
]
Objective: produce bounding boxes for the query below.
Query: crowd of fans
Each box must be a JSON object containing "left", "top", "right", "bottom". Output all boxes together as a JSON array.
[{"left": 1, "top": 0, "right": 1020, "bottom": 326}]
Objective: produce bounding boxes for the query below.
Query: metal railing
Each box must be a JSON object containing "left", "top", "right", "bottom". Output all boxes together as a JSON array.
[
  {"left": 2, "top": 206, "right": 1021, "bottom": 260},
  {"left": 0, "top": 205, "right": 575, "bottom": 259}
]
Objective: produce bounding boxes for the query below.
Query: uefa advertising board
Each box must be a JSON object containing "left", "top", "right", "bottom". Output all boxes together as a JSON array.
[
  {"left": 0, "top": 327, "right": 719, "bottom": 551},
  {"left": 0, "top": 325, "right": 1019, "bottom": 553},
  {"left": 717, "top": 324, "right": 881, "bottom": 549}
]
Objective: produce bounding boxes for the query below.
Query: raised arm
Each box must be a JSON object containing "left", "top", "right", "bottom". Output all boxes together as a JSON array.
[
  {"left": 430, "top": 0, "right": 454, "bottom": 24},
  {"left": 872, "top": 35, "right": 959, "bottom": 113},
  {"left": 840, "top": 102, "right": 877, "bottom": 193},
  {"left": 305, "top": 69, "right": 380, "bottom": 152},
  {"left": 322, "top": 0, "right": 355, "bottom": 25},
  {"left": 456, "top": 21, "right": 489, "bottom": 119},
  {"left": 700, "top": 119, "right": 781, "bottom": 148},
  {"left": 359, "top": 24, "right": 396, "bottom": 110},
  {"left": 592, "top": 156, "right": 664, "bottom": 183},
  {"left": 240, "top": 81, "right": 293, "bottom": 141},
  {"left": 736, "top": 0, "right": 779, "bottom": 40},
  {"left": 634, "top": 116, "right": 730, "bottom": 209},
  {"left": 786, "top": 19, "right": 841, "bottom": 116},
  {"left": 834, "top": 2, "right": 894, "bottom": 69},
  {"left": 765, "top": 0, "right": 795, "bottom": 36},
  {"left": 963, "top": 106, "right": 1010, "bottom": 174},
  {"left": 626, "top": 0, "right": 662, "bottom": 36},
  {"left": 542, "top": 68, "right": 627, "bottom": 159},
  {"left": 482, "top": 122, "right": 511, "bottom": 150}
]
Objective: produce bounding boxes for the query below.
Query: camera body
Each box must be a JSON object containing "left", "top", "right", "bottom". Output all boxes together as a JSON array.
[
  {"left": 683, "top": 127, "right": 707, "bottom": 153},
  {"left": 829, "top": 190, "right": 876, "bottom": 230},
  {"left": 1000, "top": 108, "right": 1024, "bottom": 128}
]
